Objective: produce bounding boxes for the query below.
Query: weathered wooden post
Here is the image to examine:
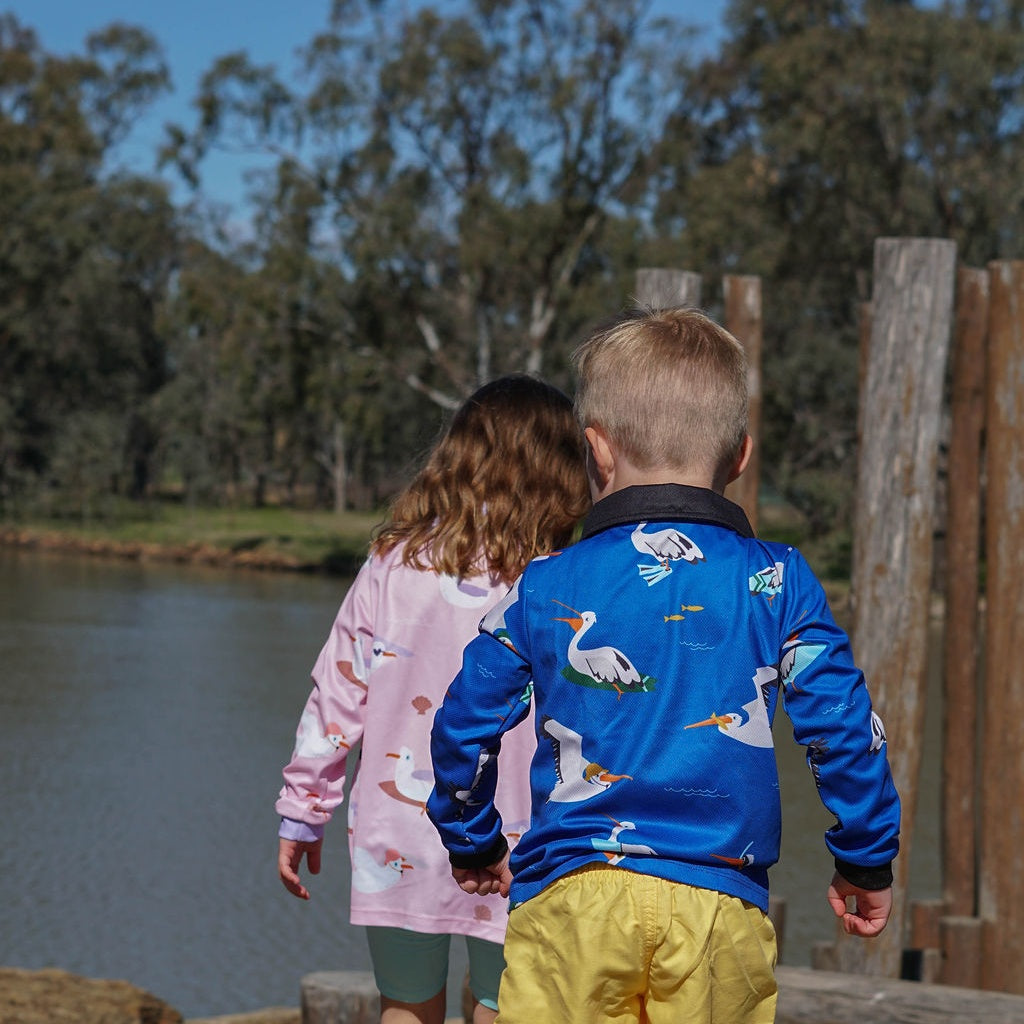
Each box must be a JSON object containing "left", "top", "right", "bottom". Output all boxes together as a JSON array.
[
  {"left": 940, "top": 915, "right": 984, "bottom": 990},
  {"left": 855, "top": 301, "right": 873, "bottom": 450},
  {"left": 302, "top": 971, "right": 380, "bottom": 1023},
  {"left": 634, "top": 268, "right": 702, "bottom": 310},
  {"left": 832, "top": 237, "right": 956, "bottom": 976},
  {"left": 978, "top": 260, "right": 1024, "bottom": 995},
  {"left": 723, "top": 275, "right": 762, "bottom": 532},
  {"left": 848, "top": 299, "right": 874, "bottom": 604},
  {"left": 940, "top": 268, "right": 988, "bottom": 943}
]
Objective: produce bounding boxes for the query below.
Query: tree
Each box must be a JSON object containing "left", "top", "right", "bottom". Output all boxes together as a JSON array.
[
  {"left": 0, "top": 15, "right": 178, "bottom": 513},
  {"left": 165, "top": 0, "right": 697, "bottom": 407},
  {"left": 156, "top": 171, "right": 426, "bottom": 511}
]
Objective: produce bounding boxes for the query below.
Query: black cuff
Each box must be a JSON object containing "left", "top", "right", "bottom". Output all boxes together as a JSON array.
[
  {"left": 835, "top": 858, "right": 893, "bottom": 891},
  {"left": 449, "top": 834, "right": 509, "bottom": 870}
]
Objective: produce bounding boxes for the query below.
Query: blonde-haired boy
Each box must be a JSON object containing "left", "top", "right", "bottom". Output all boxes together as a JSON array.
[
  {"left": 574, "top": 306, "right": 750, "bottom": 484},
  {"left": 428, "top": 307, "right": 900, "bottom": 1023}
]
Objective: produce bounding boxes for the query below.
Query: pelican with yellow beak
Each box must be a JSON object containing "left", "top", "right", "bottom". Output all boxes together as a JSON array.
[{"left": 684, "top": 666, "right": 775, "bottom": 748}]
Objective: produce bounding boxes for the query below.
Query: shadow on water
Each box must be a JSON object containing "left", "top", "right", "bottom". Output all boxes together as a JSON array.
[{"left": 0, "top": 549, "right": 940, "bottom": 1017}]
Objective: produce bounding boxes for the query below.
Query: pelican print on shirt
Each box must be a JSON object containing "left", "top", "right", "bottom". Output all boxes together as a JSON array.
[
  {"left": 551, "top": 599, "right": 656, "bottom": 696},
  {"left": 631, "top": 521, "right": 705, "bottom": 586},
  {"left": 540, "top": 716, "right": 632, "bottom": 803}
]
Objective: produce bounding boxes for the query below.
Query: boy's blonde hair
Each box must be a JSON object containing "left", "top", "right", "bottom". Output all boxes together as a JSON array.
[
  {"left": 572, "top": 306, "right": 749, "bottom": 476},
  {"left": 372, "top": 374, "right": 589, "bottom": 583}
]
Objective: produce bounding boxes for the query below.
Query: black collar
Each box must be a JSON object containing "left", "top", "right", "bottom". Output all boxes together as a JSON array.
[{"left": 581, "top": 483, "right": 754, "bottom": 540}]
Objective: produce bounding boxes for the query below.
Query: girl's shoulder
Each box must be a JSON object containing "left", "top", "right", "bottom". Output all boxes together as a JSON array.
[
  {"left": 351, "top": 542, "right": 426, "bottom": 601},
  {"left": 366, "top": 539, "right": 428, "bottom": 576},
  {"left": 371, "top": 540, "right": 508, "bottom": 597}
]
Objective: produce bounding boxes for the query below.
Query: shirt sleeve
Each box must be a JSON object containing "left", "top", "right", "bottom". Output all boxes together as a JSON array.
[
  {"left": 427, "top": 575, "right": 534, "bottom": 865},
  {"left": 278, "top": 817, "right": 325, "bottom": 842},
  {"left": 274, "top": 556, "right": 377, "bottom": 827},
  {"left": 777, "top": 548, "right": 901, "bottom": 874}
]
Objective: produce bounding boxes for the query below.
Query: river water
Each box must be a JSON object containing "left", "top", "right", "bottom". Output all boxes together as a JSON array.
[{"left": 0, "top": 549, "right": 940, "bottom": 1018}]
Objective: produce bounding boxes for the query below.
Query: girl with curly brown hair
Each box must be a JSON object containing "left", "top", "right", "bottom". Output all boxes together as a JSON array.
[{"left": 276, "top": 375, "right": 589, "bottom": 1024}]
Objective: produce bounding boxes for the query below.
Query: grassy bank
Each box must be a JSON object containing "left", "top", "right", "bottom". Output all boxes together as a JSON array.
[
  {"left": 0, "top": 504, "right": 383, "bottom": 575},
  {"left": 0, "top": 499, "right": 852, "bottom": 605}
]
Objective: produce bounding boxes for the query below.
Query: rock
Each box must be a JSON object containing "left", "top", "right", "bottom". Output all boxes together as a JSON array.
[{"left": 0, "top": 967, "right": 182, "bottom": 1024}]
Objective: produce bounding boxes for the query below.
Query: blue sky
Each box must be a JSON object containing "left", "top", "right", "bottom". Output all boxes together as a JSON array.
[{"left": 4, "top": 0, "right": 729, "bottom": 208}]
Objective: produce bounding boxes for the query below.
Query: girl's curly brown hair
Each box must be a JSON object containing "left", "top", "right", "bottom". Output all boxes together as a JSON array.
[{"left": 372, "top": 375, "right": 590, "bottom": 584}]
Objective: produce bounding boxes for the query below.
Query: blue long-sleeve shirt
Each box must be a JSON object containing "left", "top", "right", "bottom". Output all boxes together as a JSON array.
[{"left": 428, "top": 484, "right": 900, "bottom": 911}]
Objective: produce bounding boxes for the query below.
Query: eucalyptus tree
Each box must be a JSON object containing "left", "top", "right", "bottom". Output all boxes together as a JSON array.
[
  {"left": 165, "top": 0, "right": 696, "bottom": 408},
  {"left": 156, "top": 169, "right": 427, "bottom": 511},
  {"left": 221, "top": 165, "right": 397, "bottom": 511},
  {"left": 0, "top": 15, "right": 177, "bottom": 513},
  {"left": 152, "top": 234, "right": 249, "bottom": 505}
]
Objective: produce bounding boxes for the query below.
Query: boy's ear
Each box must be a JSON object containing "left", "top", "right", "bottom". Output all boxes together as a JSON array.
[
  {"left": 726, "top": 434, "right": 754, "bottom": 484},
  {"left": 584, "top": 425, "right": 615, "bottom": 493}
]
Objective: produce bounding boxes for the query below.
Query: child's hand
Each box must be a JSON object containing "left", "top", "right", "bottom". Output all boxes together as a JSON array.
[
  {"left": 452, "top": 850, "right": 513, "bottom": 899},
  {"left": 279, "top": 837, "right": 322, "bottom": 900},
  {"left": 827, "top": 871, "right": 892, "bottom": 937}
]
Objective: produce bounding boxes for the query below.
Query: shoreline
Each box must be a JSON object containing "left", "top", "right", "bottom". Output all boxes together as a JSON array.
[
  {"left": 0, "top": 526, "right": 345, "bottom": 575},
  {"left": 0, "top": 524, "right": 873, "bottom": 618}
]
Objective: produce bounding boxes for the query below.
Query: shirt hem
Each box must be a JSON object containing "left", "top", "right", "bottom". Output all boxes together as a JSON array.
[
  {"left": 349, "top": 906, "right": 508, "bottom": 945},
  {"left": 509, "top": 855, "right": 770, "bottom": 913}
]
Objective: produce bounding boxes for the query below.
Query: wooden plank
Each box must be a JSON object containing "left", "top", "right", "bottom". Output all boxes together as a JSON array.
[
  {"left": 839, "top": 237, "right": 957, "bottom": 977},
  {"left": 942, "top": 267, "right": 988, "bottom": 919},
  {"left": 633, "top": 268, "right": 702, "bottom": 309},
  {"left": 723, "top": 274, "right": 763, "bottom": 532},
  {"left": 979, "top": 260, "right": 1024, "bottom": 994},
  {"left": 775, "top": 965, "right": 1024, "bottom": 1023}
]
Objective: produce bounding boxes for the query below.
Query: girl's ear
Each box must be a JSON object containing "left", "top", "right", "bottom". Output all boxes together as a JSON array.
[{"left": 584, "top": 425, "right": 615, "bottom": 498}]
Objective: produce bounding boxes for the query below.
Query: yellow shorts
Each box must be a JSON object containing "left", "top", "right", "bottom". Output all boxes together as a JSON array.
[{"left": 496, "top": 865, "right": 777, "bottom": 1024}]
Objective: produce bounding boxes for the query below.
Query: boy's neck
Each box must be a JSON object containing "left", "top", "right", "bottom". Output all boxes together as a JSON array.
[
  {"left": 590, "top": 464, "right": 720, "bottom": 505},
  {"left": 584, "top": 425, "right": 750, "bottom": 505}
]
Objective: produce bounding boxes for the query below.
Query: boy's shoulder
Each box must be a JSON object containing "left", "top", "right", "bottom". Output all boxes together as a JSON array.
[{"left": 525, "top": 522, "right": 825, "bottom": 610}]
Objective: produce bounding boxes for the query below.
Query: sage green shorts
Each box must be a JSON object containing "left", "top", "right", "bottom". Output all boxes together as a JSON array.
[
  {"left": 496, "top": 865, "right": 777, "bottom": 1024},
  {"left": 365, "top": 925, "right": 505, "bottom": 1010}
]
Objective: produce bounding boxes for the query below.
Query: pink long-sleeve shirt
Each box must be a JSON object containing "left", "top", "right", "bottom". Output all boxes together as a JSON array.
[{"left": 276, "top": 543, "right": 535, "bottom": 943}]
